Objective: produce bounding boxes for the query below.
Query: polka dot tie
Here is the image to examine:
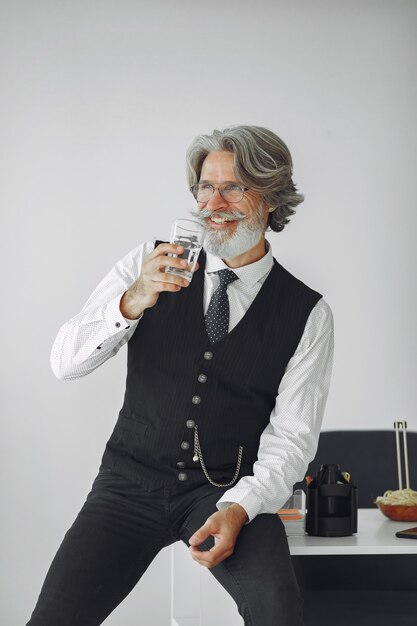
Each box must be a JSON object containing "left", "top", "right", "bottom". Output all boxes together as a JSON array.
[{"left": 205, "top": 269, "right": 239, "bottom": 344}]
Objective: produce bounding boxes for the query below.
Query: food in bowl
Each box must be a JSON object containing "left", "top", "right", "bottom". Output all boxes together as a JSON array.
[{"left": 375, "top": 488, "right": 417, "bottom": 521}]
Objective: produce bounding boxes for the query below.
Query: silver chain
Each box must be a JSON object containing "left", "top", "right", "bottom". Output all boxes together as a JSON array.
[{"left": 193, "top": 425, "right": 243, "bottom": 488}]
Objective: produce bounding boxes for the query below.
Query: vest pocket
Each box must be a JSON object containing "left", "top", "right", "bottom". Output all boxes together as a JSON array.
[{"left": 109, "top": 409, "right": 148, "bottom": 452}]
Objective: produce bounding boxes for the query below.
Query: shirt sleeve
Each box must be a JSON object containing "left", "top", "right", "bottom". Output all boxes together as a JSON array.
[
  {"left": 216, "top": 298, "right": 335, "bottom": 522},
  {"left": 50, "top": 240, "right": 155, "bottom": 380}
]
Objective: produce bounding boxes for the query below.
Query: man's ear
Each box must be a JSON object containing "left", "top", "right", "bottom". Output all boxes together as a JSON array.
[{"left": 262, "top": 202, "right": 270, "bottom": 228}]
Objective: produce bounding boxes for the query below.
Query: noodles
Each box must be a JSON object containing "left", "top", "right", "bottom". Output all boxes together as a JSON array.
[{"left": 376, "top": 488, "right": 417, "bottom": 506}]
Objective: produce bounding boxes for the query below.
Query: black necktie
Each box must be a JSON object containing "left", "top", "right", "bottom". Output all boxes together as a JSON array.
[{"left": 205, "top": 269, "right": 239, "bottom": 344}]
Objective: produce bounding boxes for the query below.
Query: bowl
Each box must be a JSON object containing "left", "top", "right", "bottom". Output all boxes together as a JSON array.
[{"left": 376, "top": 502, "right": 417, "bottom": 521}]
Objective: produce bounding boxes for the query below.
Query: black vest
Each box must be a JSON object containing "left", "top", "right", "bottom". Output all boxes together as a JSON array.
[{"left": 101, "top": 249, "right": 322, "bottom": 490}]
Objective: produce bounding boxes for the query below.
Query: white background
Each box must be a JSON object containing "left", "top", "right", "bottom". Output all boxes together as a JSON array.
[{"left": 1, "top": 1, "right": 416, "bottom": 624}]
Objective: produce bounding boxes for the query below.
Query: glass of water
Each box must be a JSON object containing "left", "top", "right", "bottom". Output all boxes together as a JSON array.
[{"left": 166, "top": 219, "right": 205, "bottom": 282}]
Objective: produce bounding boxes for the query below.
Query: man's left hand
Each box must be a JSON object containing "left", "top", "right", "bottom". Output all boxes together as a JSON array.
[{"left": 188, "top": 504, "right": 249, "bottom": 568}]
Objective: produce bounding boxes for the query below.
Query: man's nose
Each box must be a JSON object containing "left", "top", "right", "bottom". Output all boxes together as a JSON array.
[{"left": 206, "top": 188, "right": 229, "bottom": 211}]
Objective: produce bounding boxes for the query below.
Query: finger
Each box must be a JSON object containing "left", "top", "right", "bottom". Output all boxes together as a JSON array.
[
  {"left": 189, "top": 541, "right": 233, "bottom": 569},
  {"left": 155, "top": 256, "right": 199, "bottom": 272},
  {"left": 153, "top": 256, "right": 189, "bottom": 271},
  {"left": 188, "top": 524, "right": 212, "bottom": 547},
  {"left": 150, "top": 273, "right": 190, "bottom": 288},
  {"left": 152, "top": 282, "right": 182, "bottom": 293},
  {"left": 149, "top": 243, "right": 184, "bottom": 259}
]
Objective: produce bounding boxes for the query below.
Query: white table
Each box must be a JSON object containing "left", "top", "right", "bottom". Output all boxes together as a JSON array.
[
  {"left": 171, "top": 510, "right": 417, "bottom": 626},
  {"left": 288, "top": 508, "right": 417, "bottom": 555}
]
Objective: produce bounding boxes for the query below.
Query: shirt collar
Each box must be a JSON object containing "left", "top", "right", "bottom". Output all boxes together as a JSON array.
[{"left": 204, "top": 240, "right": 274, "bottom": 287}]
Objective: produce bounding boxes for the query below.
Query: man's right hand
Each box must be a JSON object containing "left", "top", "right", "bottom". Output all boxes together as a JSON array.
[{"left": 120, "top": 243, "right": 198, "bottom": 320}]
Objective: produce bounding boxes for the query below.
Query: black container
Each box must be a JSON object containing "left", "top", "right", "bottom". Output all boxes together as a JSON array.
[{"left": 306, "top": 463, "right": 358, "bottom": 537}]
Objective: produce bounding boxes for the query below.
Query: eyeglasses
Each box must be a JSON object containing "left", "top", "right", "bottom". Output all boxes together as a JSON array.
[{"left": 190, "top": 182, "right": 249, "bottom": 203}]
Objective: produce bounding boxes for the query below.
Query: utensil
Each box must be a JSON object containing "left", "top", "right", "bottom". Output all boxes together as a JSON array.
[{"left": 394, "top": 421, "right": 410, "bottom": 490}]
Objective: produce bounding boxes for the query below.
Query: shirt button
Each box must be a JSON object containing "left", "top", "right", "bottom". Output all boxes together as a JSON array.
[
  {"left": 178, "top": 472, "right": 188, "bottom": 481},
  {"left": 176, "top": 461, "right": 185, "bottom": 468},
  {"left": 115, "top": 322, "right": 121, "bottom": 328},
  {"left": 181, "top": 441, "right": 190, "bottom": 450},
  {"left": 186, "top": 420, "right": 195, "bottom": 429},
  {"left": 192, "top": 396, "right": 201, "bottom": 405},
  {"left": 204, "top": 351, "right": 213, "bottom": 360},
  {"left": 198, "top": 374, "right": 207, "bottom": 383}
]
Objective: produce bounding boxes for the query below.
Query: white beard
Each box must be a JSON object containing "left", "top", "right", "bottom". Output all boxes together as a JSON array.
[{"left": 190, "top": 204, "right": 265, "bottom": 259}]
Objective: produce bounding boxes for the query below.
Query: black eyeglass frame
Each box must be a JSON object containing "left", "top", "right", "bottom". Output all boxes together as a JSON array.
[{"left": 190, "top": 182, "right": 250, "bottom": 204}]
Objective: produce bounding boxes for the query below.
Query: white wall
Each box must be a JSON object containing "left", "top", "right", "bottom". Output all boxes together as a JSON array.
[{"left": 1, "top": 1, "right": 416, "bottom": 624}]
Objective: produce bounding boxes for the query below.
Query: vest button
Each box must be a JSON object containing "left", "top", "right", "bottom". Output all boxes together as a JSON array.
[
  {"left": 186, "top": 420, "right": 195, "bottom": 429},
  {"left": 192, "top": 395, "right": 201, "bottom": 405},
  {"left": 181, "top": 441, "right": 190, "bottom": 450},
  {"left": 204, "top": 351, "right": 213, "bottom": 360},
  {"left": 176, "top": 461, "right": 186, "bottom": 468},
  {"left": 178, "top": 472, "right": 188, "bottom": 481},
  {"left": 115, "top": 322, "right": 121, "bottom": 328},
  {"left": 198, "top": 374, "right": 207, "bottom": 383}
]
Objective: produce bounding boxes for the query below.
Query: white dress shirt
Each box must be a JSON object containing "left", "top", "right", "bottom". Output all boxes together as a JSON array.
[{"left": 51, "top": 240, "right": 334, "bottom": 522}]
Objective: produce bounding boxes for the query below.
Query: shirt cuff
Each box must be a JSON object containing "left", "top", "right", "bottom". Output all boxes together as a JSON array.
[
  {"left": 104, "top": 294, "right": 141, "bottom": 336},
  {"left": 216, "top": 489, "right": 263, "bottom": 523}
]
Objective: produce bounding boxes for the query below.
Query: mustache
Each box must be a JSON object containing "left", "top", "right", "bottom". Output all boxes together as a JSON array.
[{"left": 189, "top": 207, "right": 247, "bottom": 221}]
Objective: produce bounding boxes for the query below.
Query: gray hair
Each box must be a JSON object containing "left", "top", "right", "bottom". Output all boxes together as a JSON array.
[{"left": 186, "top": 125, "right": 304, "bottom": 232}]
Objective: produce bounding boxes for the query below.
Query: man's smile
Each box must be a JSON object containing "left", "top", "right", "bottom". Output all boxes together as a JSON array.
[{"left": 207, "top": 215, "right": 239, "bottom": 229}]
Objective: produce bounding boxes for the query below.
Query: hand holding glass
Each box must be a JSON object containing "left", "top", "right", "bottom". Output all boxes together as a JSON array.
[{"left": 166, "top": 219, "right": 205, "bottom": 282}]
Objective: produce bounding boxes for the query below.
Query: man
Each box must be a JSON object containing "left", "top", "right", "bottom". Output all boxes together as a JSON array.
[{"left": 28, "top": 125, "right": 334, "bottom": 625}]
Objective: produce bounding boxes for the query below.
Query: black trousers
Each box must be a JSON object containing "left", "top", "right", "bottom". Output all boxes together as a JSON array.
[{"left": 27, "top": 467, "right": 303, "bottom": 626}]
